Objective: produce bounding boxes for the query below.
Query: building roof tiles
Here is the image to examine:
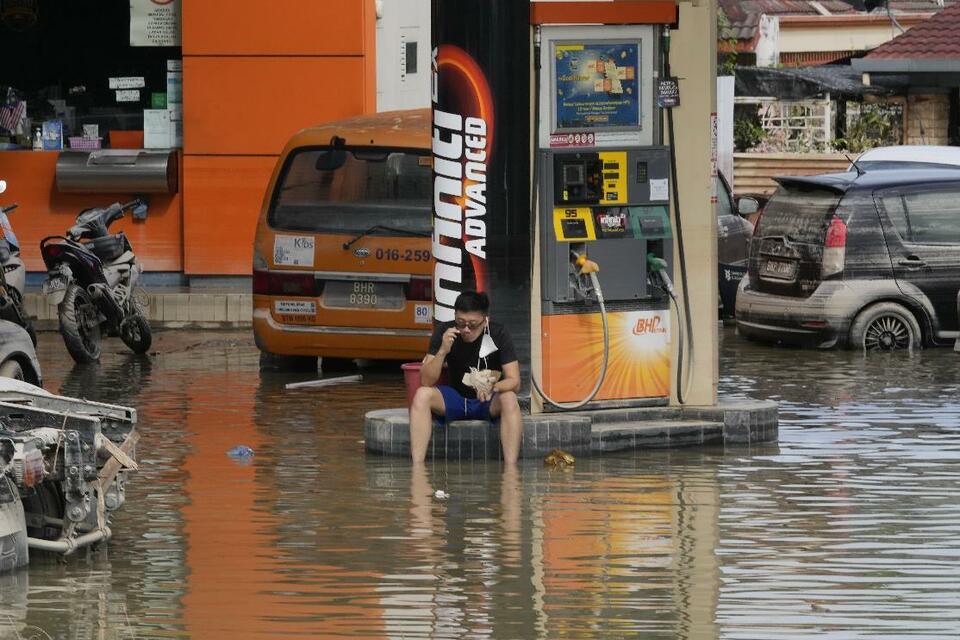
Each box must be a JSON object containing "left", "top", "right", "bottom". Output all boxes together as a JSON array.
[{"left": 864, "top": 2, "right": 960, "bottom": 59}]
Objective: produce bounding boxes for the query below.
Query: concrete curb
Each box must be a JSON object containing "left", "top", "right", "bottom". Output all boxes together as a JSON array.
[
  {"left": 25, "top": 292, "right": 253, "bottom": 330},
  {"left": 365, "top": 399, "right": 778, "bottom": 460}
]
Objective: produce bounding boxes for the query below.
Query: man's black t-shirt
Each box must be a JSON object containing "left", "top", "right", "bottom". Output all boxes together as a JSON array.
[{"left": 427, "top": 320, "right": 518, "bottom": 399}]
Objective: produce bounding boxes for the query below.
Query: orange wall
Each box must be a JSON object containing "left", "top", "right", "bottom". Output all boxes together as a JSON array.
[
  {"left": 0, "top": 1, "right": 378, "bottom": 275},
  {"left": 0, "top": 151, "right": 183, "bottom": 272},
  {"left": 181, "top": 0, "right": 378, "bottom": 275}
]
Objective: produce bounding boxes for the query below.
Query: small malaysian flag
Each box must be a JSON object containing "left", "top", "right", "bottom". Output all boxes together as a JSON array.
[{"left": 0, "top": 88, "right": 26, "bottom": 134}]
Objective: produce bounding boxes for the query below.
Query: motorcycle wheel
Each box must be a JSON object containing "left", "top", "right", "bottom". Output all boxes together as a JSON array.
[
  {"left": 120, "top": 309, "right": 152, "bottom": 354},
  {"left": 59, "top": 284, "right": 101, "bottom": 363}
]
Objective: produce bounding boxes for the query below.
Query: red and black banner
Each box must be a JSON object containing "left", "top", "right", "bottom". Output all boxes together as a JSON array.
[{"left": 431, "top": 0, "right": 530, "bottom": 357}]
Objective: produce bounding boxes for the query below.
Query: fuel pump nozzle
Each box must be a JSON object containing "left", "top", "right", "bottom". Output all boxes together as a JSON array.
[
  {"left": 529, "top": 250, "right": 610, "bottom": 410},
  {"left": 646, "top": 253, "right": 676, "bottom": 299},
  {"left": 570, "top": 250, "right": 604, "bottom": 302}
]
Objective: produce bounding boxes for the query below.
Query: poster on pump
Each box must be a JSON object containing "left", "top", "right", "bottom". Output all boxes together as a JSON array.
[{"left": 431, "top": 0, "right": 531, "bottom": 361}]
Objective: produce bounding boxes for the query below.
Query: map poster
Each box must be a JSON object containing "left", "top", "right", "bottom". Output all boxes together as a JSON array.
[{"left": 555, "top": 42, "right": 639, "bottom": 130}]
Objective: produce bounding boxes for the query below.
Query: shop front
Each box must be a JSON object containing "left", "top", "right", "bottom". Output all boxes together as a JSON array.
[{"left": 0, "top": 0, "right": 376, "bottom": 279}]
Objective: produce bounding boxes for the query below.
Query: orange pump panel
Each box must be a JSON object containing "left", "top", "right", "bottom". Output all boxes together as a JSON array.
[{"left": 530, "top": 1, "right": 678, "bottom": 25}]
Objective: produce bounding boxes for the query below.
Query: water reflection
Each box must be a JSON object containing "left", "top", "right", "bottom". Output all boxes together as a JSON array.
[{"left": 0, "top": 328, "right": 955, "bottom": 637}]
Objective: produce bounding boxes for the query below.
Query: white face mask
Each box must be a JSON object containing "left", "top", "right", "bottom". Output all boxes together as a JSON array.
[{"left": 478, "top": 326, "right": 498, "bottom": 358}]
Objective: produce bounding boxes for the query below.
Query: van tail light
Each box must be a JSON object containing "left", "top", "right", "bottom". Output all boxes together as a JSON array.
[
  {"left": 405, "top": 275, "right": 432, "bottom": 301},
  {"left": 821, "top": 214, "right": 847, "bottom": 278},
  {"left": 253, "top": 270, "right": 319, "bottom": 296}
]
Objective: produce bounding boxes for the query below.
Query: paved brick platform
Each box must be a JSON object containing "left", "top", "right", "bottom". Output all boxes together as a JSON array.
[
  {"left": 364, "top": 399, "right": 778, "bottom": 460},
  {"left": 25, "top": 291, "right": 252, "bottom": 330}
]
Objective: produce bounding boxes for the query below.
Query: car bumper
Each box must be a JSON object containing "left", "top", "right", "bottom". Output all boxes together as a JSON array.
[
  {"left": 252, "top": 308, "right": 431, "bottom": 360},
  {"left": 735, "top": 278, "right": 863, "bottom": 348}
]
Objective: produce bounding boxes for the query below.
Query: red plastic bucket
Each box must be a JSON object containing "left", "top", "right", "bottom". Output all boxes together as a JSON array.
[{"left": 401, "top": 362, "right": 448, "bottom": 406}]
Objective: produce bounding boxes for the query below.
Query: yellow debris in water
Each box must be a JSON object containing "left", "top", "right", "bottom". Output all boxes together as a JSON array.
[{"left": 544, "top": 449, "right": 575, "bottom": 467}]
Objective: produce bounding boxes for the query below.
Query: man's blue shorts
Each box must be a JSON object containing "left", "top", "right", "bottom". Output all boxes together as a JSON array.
[{"left": 437, "top": 385, "right": 494, "bottom": 423}]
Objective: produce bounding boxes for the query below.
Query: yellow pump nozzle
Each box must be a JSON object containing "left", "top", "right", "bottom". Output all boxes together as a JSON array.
[{"left": 575, "top": 254, "right": 600, "bottom": 275}]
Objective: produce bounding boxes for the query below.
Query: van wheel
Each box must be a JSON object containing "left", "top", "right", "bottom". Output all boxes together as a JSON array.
[
  {"left": 259, "top": 351, "right": 317, "bottom": 372},
  {"left": 849, "top": 302, "right": 922, "bottom": 351}
]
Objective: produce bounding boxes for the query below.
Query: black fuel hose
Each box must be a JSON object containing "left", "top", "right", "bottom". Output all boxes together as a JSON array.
[{"left": 663, "top": 27, "right": 693, "bottom": 405}]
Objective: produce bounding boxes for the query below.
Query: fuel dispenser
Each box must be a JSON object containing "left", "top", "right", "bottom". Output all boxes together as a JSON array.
[
  {"left": 431, "top": 1, "right": 687, "bottom": 413},
  {"left": 531, "top": 24, "right": 678, "bottom": 411}
]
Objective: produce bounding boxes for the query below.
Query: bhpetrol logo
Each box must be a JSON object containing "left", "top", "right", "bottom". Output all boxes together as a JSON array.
[{"left": 633, "top": 315, "right": 667, "bottom": 336}]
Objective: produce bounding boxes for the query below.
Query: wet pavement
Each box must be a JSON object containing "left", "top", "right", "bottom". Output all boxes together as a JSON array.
[{"left": 1, "top": 327, "right": 959, "bottom": 638}]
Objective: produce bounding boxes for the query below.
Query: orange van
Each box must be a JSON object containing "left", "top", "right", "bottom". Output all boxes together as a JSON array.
[{"left": 252, "top": 109, "right": 434, "bottom": 368}]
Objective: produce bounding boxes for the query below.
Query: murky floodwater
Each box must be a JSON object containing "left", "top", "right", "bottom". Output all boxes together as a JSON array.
[{"left": 1, "top": 327, "right": 959, "bottom": 639}]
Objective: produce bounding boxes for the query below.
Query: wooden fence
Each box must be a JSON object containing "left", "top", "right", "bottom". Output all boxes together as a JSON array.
[{"left": 733, "top": 152, "right": 851, "bottom": 195}]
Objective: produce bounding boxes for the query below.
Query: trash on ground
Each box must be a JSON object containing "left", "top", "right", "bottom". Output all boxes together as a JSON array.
[
  {"left": 227, "top": 445, "right": 255, "bottom": 458},
  {"left": 544, "top": 449, "right": 575, "bottom": 468},
  {"left": 434, "top": 490, "right": 449, "bottom": 500},
  {"left": 285, "top": 375, "right": 363, "bottom": 390}
]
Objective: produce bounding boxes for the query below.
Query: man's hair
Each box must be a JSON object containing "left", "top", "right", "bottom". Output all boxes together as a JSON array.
[{"left": 454, "top": 290, "right": 490, "bottom": 314}]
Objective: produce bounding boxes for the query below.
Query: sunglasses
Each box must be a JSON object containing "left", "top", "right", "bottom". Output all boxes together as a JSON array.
[{"left": 454, "top": 319, "right": 485, "bottom": 330}]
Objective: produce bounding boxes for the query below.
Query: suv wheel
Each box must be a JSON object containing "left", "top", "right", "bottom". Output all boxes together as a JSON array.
[{"left": 849, "top": 302, "right": 922, "bottom": 351}]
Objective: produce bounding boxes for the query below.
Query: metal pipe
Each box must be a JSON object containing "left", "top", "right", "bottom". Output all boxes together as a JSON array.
[{"left": 27, "top": 527, "right": 111, "bottom": 555}]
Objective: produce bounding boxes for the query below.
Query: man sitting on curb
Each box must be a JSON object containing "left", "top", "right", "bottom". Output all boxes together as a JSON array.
[{"left": 409, "top": 290, "right": 522, "bottom": 465}]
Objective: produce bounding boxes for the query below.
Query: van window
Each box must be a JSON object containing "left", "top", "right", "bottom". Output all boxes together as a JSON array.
[
  {"left": 269, "top": 147, "right": 432, "bottom": 235},
  {"left": 755, "top": 186, "right": 841, "bottom": 243},
  {"left": 879, "top": 190, "right": 960, "bottom": 244}
]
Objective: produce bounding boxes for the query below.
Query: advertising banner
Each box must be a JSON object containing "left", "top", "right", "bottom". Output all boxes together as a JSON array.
[
  {"left": 432, "top": 0, "right": 530, "bottom": 361},
  {"left": 555, "top": 42, "right": 640, "bottom": 130},
  {"left": 541, "top": 311, "right": 671, "bottom": 402}
]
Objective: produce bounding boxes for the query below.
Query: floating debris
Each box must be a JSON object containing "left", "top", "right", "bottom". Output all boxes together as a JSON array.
[
  {"left": 285, "top": 375, "right": 363, "bottom": 390},
  {"left": 544, "top": 449, "right": 575, "bottom": 468},
  {"left": 227, "top": 445, "right": 255, "bottom": 458}
]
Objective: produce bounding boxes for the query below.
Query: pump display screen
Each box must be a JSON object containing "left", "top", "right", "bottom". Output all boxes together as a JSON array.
[{"left": 554, "top": 41, "right": 640, "bottom": 131}]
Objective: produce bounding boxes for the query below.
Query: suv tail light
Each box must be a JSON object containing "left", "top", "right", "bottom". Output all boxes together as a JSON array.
[
  {"left": 253, "top": 270, "right": 319, "bottom": 296},
  {"left": 822, "top": 214, "right": 847, "bottom": 278},
  {"left": 405, "top": 275, "right": 432, "bottom": 301}
]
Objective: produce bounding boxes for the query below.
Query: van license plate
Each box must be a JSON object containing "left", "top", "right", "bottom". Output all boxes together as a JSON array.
[
  {"left": 323, "top": 281, "right": 404, "bottom": 310},
  {"left": 761, "top": 259, "right": 797, "bottom": 279}
]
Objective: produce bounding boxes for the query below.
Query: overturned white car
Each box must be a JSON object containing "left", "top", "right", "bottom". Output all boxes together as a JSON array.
[{"left": 0, "top": 378, "right": 137, "bottom": 570}]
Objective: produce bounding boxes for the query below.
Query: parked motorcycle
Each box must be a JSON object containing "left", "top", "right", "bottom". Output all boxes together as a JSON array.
[
  {"left": 0, "top": 180, "right": 34, "bottom": 345},
  {"left": 40, "top": 199, "right": 151, "bottom": 363}
]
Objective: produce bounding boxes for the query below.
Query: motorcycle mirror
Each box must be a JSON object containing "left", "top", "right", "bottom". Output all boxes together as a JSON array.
[
  {"left": 0, "top": 180, "right": 6, "bottom": 194},
  {"left": 132, "top": 201, "right": 149, "bottom": 220}
]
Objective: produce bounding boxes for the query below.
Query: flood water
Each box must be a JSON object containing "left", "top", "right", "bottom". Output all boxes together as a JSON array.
[{"left": 1, "top": 327, "right": 959, "bottom": 639}]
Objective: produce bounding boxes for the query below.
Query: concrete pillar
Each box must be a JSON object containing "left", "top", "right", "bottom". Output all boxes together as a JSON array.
[{"left": 669, "top": 0, "right": 719, "bottom": 406}]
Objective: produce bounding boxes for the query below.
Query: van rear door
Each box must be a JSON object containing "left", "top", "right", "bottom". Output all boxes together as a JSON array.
[{"left": 748, "top": 183, "right": 842, "bottom": 298}]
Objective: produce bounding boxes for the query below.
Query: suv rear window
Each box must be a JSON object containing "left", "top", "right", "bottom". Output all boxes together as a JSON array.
[
  {"left": 757, "top": 186, "right": 842, "bottom": 244},
  {"left": 269, "top": 147, "right": 432, "bottom": 235}
]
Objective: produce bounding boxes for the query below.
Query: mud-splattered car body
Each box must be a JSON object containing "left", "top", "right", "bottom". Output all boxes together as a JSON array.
[{"left": 737, "top": 169, "right": 960, "bottom": 350}]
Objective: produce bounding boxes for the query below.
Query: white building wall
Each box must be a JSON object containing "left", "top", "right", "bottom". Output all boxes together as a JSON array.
[
  {"left": 376, "top": 0, "right": 431, "bottom": 112},
  {"left": 755, "top": 15, "right": 780, "bottom": 67}
]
